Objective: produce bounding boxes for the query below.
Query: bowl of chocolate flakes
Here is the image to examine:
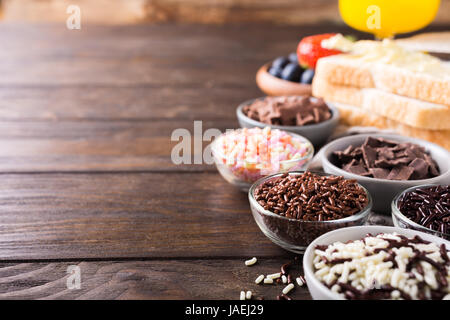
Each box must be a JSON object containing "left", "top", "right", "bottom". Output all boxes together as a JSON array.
[
  {"left": 322, "top": 134, "right": 450, "bottom": 213},
  {"left": 236, "top": 96, "right": 339, "bottom": 146}
]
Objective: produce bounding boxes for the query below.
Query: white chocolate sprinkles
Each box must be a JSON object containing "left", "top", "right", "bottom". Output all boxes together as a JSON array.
[
  {"left": 245, "top": 257, "right": 257, "bottom": 266},
  {"left": 312, "top": 233, "right": 450, "bottom": 300}
]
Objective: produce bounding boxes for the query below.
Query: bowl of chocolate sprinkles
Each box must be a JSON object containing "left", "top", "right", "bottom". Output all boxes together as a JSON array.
[
  {"left": 393, "top": 184, "right": 450, "bottom": 240},
  {"left": 322, "top": 134, "right": 450, "bottom": 213},
  {"left": 236, "top": 96, "right": 340, "bottom": 146},
  {"left": 248, "top": 171, "right": 372, "bottom": 253}
]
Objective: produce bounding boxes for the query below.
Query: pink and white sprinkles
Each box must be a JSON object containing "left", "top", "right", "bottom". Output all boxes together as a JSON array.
[{"left": 214, "top": 127, "right": 311, "bottom": 182}]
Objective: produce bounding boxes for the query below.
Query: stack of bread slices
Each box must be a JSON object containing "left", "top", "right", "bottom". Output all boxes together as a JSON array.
[{"left": 312, "top": 35, "right": 450, "bottom": 150}]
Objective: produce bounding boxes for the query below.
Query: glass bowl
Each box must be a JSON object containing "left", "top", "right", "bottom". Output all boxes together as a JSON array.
[
  {"left": 391, "top": 184, "right": 450, "bottom": 241},
  {"left": 211, "top": 130, "right": 314, "bottom": 192},
  {"left": 248, "top": 171, "right": 373, "bottom": 253}
]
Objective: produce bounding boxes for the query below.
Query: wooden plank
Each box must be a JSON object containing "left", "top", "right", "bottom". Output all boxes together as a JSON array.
[
  {"left": 0, "top": 119, "right": 240, "bottom": 172},
  {"left": 0, "top": 55, "right": 260, "bottom": 87},
  {"left": 0, "top": 86, "right": 259, "bottom": 121},
  {"left": 0, "top": 258, "right": 310, "bottom": 300},
  {"left": 0, "top": 24, "right": 355, "bottom": 86},
  {"left": 0, "top": 172, "right": 289, "bottom": 260},
  {"left": 0, "top": 22, "right": 344, "bottom": 59}
]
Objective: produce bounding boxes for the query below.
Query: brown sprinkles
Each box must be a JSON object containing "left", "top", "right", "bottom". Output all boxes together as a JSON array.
[
  {"left": 397, "top": 185, "right": 449, "bottom": 238},
  {"left": 254, "top": 171, "right": 369, "bottom": 221}
]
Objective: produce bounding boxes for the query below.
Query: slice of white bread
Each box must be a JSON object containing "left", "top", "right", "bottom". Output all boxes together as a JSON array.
[
  {"left": 334, "top": 103, "right": 450, "bottom": 150},
  {"left": 315, "top": 55, "right": 450, "bottom": 106},
  {"left": 396, "top": 32, "right": 450, "bottom": 54},
  {"left": 312, "top": 78, "right": 450, "bottom": 130},
  {"left": 312, "top": 77, "right": 363, "bottom": 109},
  {"left": 314, "top": 55, "right": 374, "bottom": 89},
  {"left": 363, "top": 89, "right": 450, "bottom": 130}
]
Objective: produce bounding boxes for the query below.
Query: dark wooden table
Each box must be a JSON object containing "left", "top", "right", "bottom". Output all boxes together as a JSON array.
[{"left": 0, "top": 22, "right": 445, "bottom": 300}]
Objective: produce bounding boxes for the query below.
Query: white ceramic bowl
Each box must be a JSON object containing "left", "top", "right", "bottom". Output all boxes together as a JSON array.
[
  {"left": 303, "top": 225, "right": 450, "bottom": 300},
  {"left": 321, "top": 133, "right": 450, "bottom": 213},
  {"left": 236, "top": 97, "right": 339, "bottom": 146}
]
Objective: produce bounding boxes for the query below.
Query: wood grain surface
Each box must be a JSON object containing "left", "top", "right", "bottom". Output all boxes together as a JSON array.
[
  {"left": 0, "top": 172, "right": 290, "bottom": 260},
  {"left": 0, "top": 259, "right": 310, "bottom": 300},
  {"left": 0, "top": 22, "right": 438, "bottom": 300},
  {"left": 0, "top": 120, "right": 233, "bottom": 172},
  {"left": 0, "top": 23, "right": 311, "bottom": 299}
]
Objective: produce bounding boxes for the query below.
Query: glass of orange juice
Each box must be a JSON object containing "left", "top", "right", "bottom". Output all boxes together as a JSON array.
[{"left": 339, "top": 0, "right": 441, "bottom": 39}]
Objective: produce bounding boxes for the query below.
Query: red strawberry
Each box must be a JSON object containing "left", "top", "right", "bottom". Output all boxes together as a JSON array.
[{"left": 297, "top": 33, "right": 342, "bottom": 69}]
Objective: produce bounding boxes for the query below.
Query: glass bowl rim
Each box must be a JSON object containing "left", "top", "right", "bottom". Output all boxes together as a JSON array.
[
  {"left": 211, "top": 128, "right": 314, "bottom": 165},
  {"left": 248, "top": 171, "right": 373, "bottom": 224},
  {"left": 391, "top": 184, "right": 450, "bottom": 237}
]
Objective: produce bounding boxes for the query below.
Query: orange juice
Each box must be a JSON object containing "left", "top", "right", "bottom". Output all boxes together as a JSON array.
[{"left": 339, "top": 0, "right": 441, "bottom": 38}]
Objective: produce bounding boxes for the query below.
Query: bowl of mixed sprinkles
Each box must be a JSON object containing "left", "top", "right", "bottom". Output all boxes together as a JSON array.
[{"left": 211, "top": 127, "right": 313, "bottom": 191}]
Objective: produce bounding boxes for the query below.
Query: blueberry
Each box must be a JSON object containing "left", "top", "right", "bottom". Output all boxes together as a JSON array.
[
  {"left": 268, "top": 66, "right": 282, "bottom": 78},
  {"left": 281, "top": 62, "right": 302, "bottom": 82},
  {"left": 271, "top": 56, "right": 289, "bottom": 70},
  {"left": 300, "top": 68, "right": 315, "bottom": 84},
  {"left": 288, "top": 52, "right": 298, "bottom": 63}
]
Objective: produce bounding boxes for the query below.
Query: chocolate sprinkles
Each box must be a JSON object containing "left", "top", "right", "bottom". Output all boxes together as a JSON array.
[
  {"left": 397, "top": 185, "right": 450, "bottom": 238},
  {"left": 254, "top": 172, "right": 369, "bottom": 221}
]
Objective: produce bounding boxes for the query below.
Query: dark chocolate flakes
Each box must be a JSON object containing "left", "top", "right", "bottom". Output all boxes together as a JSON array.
[
  {"left": 333, "top": 137, "right": 440, "bottom": 181},
  {"left": 243, "top": 96, "right": 331, "bottom": 126}
]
